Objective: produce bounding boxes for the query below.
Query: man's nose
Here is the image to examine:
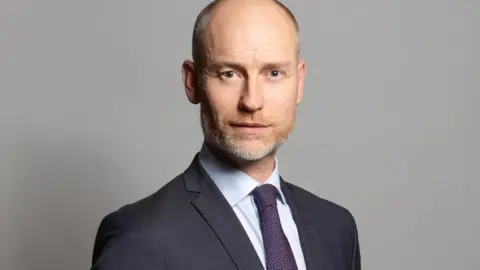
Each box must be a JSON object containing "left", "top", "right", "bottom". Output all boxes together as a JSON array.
[{"left": 238, "top": 78, "right": 264, "bottom": 112}]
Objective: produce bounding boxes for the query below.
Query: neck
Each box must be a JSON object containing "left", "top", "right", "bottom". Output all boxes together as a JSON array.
[{"left": 205, "top": 142, "right": 276, "bottom": 183}]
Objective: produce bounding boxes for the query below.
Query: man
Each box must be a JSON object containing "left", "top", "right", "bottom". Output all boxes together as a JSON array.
[{"left": 91, "top": 0, "right": 361, "bottom": 269}]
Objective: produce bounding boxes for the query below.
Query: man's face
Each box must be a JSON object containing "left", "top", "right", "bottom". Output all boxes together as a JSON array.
[{"left": 193, "top": 2, "right": 306, "bottom": 161}]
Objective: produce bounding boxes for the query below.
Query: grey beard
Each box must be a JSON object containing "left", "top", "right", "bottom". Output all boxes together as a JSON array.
[{"left": 200, "top": 114, "right": 285, "bottom": 162}]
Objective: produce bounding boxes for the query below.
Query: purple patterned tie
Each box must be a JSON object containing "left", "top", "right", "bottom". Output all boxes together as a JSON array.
[{"left": 253, "top": 184, "right": 298, "bottom": 270}]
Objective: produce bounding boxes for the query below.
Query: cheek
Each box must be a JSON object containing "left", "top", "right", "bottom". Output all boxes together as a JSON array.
[
  {"left": 265, "top": 78, "right": 298, "bottom": 100},
  {"left": 265, "top": 83, "right": 298, "bottom": 115},
  {"left": 203, "top": 82, "right": 241, "bottom": 122}
]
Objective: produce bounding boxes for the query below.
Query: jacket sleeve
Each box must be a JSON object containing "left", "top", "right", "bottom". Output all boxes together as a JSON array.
[
  {"left": 91, "top": 212, "right": 119, "bottom": 266},
  {"left": 350, "top": 212, "right": 361, "bottom": 270},
  {"left": 90, "top": 211, "right": 165, "bottom": 270}
]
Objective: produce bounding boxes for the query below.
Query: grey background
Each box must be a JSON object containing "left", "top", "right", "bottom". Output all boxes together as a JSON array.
[{"left": 1, "top": 0, "right": 478, "bottom": 269}]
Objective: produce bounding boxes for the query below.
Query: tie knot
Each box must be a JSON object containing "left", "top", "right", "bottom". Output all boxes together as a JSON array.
[{"left": 253, "top": 184, "right": 278, "bottom": 207}]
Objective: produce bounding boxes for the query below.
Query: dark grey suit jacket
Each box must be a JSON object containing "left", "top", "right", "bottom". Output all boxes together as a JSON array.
[{"left": 91, "top": 154, "right": 361, "bottom": 270}]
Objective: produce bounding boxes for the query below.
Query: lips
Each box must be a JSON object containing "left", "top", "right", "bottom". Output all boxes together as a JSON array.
[
  {"left": 230, "top": 122, "right": 268, "bottom": 128},
  {"left": 230, "top": 122, "right": 269, "bottom": 135}
]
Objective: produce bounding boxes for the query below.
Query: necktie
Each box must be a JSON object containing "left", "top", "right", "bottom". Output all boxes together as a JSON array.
[{"left": 253, "top": 184, "right": 298, "bottom": 270}]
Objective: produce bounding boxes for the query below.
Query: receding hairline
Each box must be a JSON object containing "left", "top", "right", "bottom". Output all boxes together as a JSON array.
[{"left": 191, "top": 0, "right": 300, "bottom": 68}]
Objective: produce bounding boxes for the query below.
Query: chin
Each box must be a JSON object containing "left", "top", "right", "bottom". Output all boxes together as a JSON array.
[{"left": 222, "top": 138, "right": 280, "bottom": 161}]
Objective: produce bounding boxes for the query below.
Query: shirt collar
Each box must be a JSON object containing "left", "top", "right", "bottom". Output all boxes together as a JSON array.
[{"left": 198, "top": 143, "right": 286, "bottom": 207}]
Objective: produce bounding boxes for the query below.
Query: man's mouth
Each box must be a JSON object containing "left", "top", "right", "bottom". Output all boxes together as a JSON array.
[
  {"left": 231, "top": 122, "right": 268, "bottom": 128},
  {"left": 230, "top": 122, "right": 269, "bottom": 134}
]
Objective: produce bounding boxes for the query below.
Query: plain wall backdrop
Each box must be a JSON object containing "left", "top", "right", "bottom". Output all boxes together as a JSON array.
[{"left": 1, "top": 0, "right": 478, "bottom": 269}]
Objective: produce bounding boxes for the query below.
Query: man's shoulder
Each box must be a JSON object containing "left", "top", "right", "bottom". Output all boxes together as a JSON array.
[
  {"left": 91, "top": 172, "right": 192, "bottom": 265},
  {"left": 98, "top": 172, "right": 189, "bottom": 232}
]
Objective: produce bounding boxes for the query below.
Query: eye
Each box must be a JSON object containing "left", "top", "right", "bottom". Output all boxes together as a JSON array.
[
  {"left": 267, "top": 69, "right": 284, "bottom": 79},
  {"left": 220, "top": 70, "right": 236, "bottom": 79},
  {"left": 270, "top": 70, "right": 280, "bottom": 77}
]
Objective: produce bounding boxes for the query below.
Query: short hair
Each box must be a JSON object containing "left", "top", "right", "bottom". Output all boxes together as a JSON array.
[{"left": 191, "top": 0, "right": 300, "bottom": 70}]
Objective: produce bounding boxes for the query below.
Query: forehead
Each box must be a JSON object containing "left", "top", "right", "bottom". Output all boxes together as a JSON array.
[{"left": 204, "top": 3, "right": 297, "bottom": 63}]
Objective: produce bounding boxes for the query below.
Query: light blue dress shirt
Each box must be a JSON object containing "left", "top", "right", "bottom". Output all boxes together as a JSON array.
[{"left": 198, "top": 144, "right": 306, "bottom": 270}]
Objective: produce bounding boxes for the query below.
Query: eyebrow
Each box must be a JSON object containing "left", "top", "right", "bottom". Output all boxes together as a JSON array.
[{"left": 206, "top": 61, "right": 294, "bottom": 73}]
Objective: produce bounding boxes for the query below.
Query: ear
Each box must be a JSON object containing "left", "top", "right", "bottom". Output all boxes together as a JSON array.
[
  {"left": 296, "top": 59, "right": 306, "bottom": 105},
  {"left": 182, "top": 60, "right": 200, "bottom": 104}
]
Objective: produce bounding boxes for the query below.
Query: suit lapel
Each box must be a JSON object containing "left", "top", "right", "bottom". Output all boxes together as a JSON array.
[
  {"left": 281, "top": 179, "right": 334, "bottom": 270},
  {"left": 183, "top": 155, "right": 264, "bottom": 270}
]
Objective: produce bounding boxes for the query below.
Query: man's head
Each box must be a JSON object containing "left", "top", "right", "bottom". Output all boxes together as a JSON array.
[{"left": 182, "top": 0, "right": 306, "bottom": 163}]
